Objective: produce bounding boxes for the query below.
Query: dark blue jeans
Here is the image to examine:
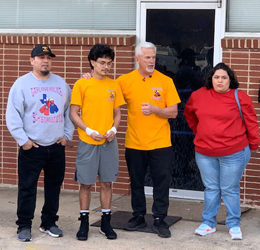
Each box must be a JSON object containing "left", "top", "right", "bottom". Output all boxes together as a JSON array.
[
  {"left": 125, "top": 147, "right": 172, "bottom": 219},
  {"left": 16, "top": 143, "right": 65, "bottom": 230}
]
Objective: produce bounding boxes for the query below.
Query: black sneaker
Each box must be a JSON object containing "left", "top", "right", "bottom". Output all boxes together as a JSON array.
[
  {"left": 124, "top": 215, "right": 147, "bottom": 231},
  {"left": 39, "top": 225, "right": 63, "bottom": 238},
  {"left": 76, "top": 212, "right": 89, "bottom": 241},
  {"left": 152, "top": 217, "right": 171, "bottom": 238},
  {"left": 17, "top": 228, "right": 32, "bottom": 242},
  {"left": 100, "top": 212, "right": 117, "bottom": 240}
]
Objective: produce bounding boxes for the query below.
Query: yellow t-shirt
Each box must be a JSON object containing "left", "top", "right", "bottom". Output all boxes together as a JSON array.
[
  {"left": 70, "top": 77, "right": 125, "bottom": 145},
  {"left": 117, "top": 69, "right": 180, "bottom": 150}
]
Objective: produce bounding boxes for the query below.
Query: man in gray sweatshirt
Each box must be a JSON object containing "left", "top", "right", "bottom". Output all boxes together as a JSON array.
[{"left": 6, "top": 44, "right": 74, "bottom": 242}]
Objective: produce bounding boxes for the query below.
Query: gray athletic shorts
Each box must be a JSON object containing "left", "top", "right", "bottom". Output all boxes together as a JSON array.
[{"left": 75, "top": 138, "right": 119, "bottom": 185}]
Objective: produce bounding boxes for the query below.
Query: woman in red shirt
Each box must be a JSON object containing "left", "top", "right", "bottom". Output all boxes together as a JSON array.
[{"left": 184, "top": 62, "right": 259, "bottom": 240}]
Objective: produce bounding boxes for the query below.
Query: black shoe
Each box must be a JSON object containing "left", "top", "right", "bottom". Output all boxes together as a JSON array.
[
  {"left": 124, "top": 215, "right": 147, "bottom": 231},
  {"left": 76, "top": 212, "right": 89, "bottom": 241},
  {"left": 100, "top": 212, "right": 117, "bottom": 240},
  {"left": 152, "top": 217, "right": 171, "bottom": 238}
]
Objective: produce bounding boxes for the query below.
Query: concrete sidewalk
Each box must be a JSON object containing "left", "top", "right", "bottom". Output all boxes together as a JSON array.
[{"left": 0, "top": 185, "right": 259, "bottom": 250}]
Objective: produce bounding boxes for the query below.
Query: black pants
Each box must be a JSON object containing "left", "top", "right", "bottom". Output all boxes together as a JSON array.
[
  {"left": 16, "top": 143, "right": 65, "bottom": 230},
  {"left": 125, "top": 147, "right": 172, "bottom": 219}
]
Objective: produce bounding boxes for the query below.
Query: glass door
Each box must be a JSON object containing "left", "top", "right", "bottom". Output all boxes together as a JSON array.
[{"left": 137, "top": 0, "right": 225, "bottom": 199}]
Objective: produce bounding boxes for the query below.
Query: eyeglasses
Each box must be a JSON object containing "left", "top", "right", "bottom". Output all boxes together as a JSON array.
[{"left": 96, "top": 60, "right": 113, "bottom": 68}]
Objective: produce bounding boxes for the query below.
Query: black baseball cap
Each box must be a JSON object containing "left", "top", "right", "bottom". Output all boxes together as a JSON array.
[{"left": 31, "top": 44, "right": 56, "bottom": 58}]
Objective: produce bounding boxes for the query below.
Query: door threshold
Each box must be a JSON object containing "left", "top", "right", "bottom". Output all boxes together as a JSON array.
[{"left": 145, "top": 186, "right": 204, "bottom": 200}]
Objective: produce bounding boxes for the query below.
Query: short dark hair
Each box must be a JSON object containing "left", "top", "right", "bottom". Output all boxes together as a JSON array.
[
  {"left": 204, "top": 62, "right": 239, "bottom": 89},
  {"left": 88, "top": 44, "right": 115, "bottom": 69}
]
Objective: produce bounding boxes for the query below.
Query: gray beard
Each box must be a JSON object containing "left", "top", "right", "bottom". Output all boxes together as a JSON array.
[{"left": 41, "top": 70, "right": 50, "bottom": 76}]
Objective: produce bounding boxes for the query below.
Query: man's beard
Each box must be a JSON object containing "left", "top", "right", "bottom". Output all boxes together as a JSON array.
[
  {"left": 40, "top": 70, "right": 50, "bottom": 76},
  {"left": 146, "top": 66, "right": 154, "bottom": 73}
]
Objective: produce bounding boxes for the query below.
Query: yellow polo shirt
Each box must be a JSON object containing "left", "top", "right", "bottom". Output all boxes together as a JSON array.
[
  {"left": 70, "top": 77, "right": 125, "bottom": 145},
  {"left": 117, "top": 69, "right": 180, "bottom": 150}
]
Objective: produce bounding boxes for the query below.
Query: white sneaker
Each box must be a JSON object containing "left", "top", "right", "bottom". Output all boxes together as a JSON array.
[
  {"left": 195, "top": 223, "right": 216, "bottom": 236},
  {"left": 229, "top": 226, "right": 242, "bottom": 240}
]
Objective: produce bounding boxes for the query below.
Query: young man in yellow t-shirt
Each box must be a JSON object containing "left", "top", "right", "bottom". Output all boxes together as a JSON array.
[
  {"left": 117, "top": 42, "right": 180, "bottom": 238},
  {"left": 70, "top": 44, "right": 125, "bottom": 241}
]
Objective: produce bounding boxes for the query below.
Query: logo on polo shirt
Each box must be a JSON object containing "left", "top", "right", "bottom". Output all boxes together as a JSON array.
[
  {"left": 108, "top": 89, "right": 115, "bottom": 101},
  {"left": 152, "top": 88, "right": 162, "bottom": 100}
]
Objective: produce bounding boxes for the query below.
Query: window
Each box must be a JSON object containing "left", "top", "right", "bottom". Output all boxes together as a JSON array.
[
  {"left": 227, "top": 0, "right": 260, "bottom": 32},
  {"left": 0, "top": 0, "right": 136, "bottom": 30}
]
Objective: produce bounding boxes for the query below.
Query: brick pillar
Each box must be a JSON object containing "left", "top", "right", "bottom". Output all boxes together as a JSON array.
[{"left": 222, "top": 38, "right": 260, "bottom": 206}]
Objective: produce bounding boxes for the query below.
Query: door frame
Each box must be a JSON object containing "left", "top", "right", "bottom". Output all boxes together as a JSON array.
[
  {"left": 136, "top": 0, "right": 226, "bottom": 200},
  {"left": 136, "top": 0, "right": 226, "bottom": 69}
]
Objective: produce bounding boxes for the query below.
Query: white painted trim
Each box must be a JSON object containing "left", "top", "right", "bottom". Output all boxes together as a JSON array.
[
  {"left": 213, "top": 0, "right": 226, "bottom": 65},
  {"left": 224, "top": 32, "right": 260, "bottom": 38},
  {"left": 145, "top": 186, "right": 204, "bottom": 200},
  {"left": 136, "top": 0, "right": 142, "bottom": 43},
  {"left": 0, "top": 29, "right": 136, "bottom": 35}
]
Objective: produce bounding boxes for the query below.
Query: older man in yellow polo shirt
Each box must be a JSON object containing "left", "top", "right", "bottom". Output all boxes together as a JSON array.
[{"left": 117, "top": 41, "right": 180, "bottom": 238}]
